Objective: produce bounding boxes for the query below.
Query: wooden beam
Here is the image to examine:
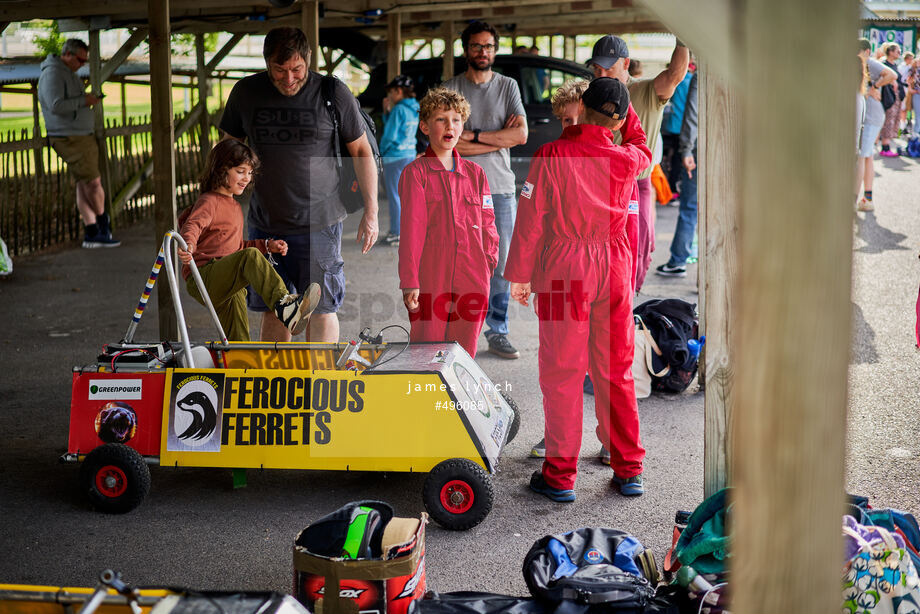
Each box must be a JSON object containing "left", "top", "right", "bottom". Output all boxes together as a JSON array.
[
  {"left": 196, "top": 33, "right": 210, "bottom": 163},
  {"left": 206, "top": 32, "right": 244, "bottom": 73},
  {"left": 635, "top": 0, "right": 734, "bottom": 80},
  {"left": 99, "top": 27, "right": 148, "bottom": 83},
  {"left": 30, "top": 83, "right": 43, "bottom": 177},
  {"left": 442, "top": 20, "right": 455, "bottom": 80},
  {"left": 149, "top": 0, "right": 178, "bottom": 339},
  {"left": 0, "top": 22, "right": 9, "bottom": 35},
  {"left": 565, "top": 35, "right": 576, "bottom": 61},
  {"left": 698, "top": 62, "right": 739, "bottom": 498},
  {"left": 387, "top": 12, "right": 402, "bottom": 82},
  {"left": 301, "top": 1, "right": 320, "bottom": 71},
  {"left": 730, "top": 0, "right": 857, "bottom": 611}
]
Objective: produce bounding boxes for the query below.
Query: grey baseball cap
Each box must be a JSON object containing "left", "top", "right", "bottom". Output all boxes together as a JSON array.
[{"left": 587, "top": 35, "right": 629, "bottom": 70}]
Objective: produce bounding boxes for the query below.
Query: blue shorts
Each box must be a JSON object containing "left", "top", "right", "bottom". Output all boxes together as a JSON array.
[
  {"left": 859, "top": 122, "right": 883, "bottom": 158},
  {"left": 247, "top": 222, "right": 345, "bottom": 314}
]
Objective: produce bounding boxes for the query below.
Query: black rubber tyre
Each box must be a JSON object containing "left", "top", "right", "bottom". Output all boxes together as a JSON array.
[
  {"left": 79, "top": 443, "right": 151, "bottom": 514},
  {"left": 422, "top": 458, "right": 493, "bottom": 530},
  {"left": 500, "top": 390, "right": 521, "bottom": 444}
]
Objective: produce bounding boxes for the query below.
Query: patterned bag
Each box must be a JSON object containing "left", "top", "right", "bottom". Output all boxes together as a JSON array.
[{"left": 842, "top": 517, "right": 920, "bottom": 613}]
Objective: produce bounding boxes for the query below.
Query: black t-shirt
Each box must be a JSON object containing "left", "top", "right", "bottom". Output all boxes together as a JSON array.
[{"left": 220, "top": 71, "right": 366, "bottom": 233}]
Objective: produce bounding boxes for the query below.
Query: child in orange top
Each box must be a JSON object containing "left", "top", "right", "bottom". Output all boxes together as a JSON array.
[
  {"left": 397, "top": 88, "right": 499, "bottom": 357},
  {"left": 178, "top": 139, "right": 320, "bottom": 341}
]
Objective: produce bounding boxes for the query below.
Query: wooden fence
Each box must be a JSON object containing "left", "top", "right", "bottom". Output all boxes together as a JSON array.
[{"left": 0, "top": 110, "right": 218, "bottom": 256}]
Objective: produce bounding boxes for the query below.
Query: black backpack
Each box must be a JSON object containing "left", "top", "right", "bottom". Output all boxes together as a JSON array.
[
  {"left": 633, "top": 299, "right": 700, "bottom": 394},
  {"left": 320, "top": 75, "right": 383, "bottom": 214},
  {"left": 522, "top": 528, "right": 663, "bottom": 613}
]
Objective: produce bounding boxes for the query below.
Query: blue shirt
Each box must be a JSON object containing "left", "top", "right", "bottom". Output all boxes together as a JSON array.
[
  {"left": 660, "top": 72, "right": 693, "bottom": 136},
  {"left": 380, "top": 97, "right": 420, "bottom": 158}
]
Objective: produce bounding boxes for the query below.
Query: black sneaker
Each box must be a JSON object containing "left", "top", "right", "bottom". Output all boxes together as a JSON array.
[
  {"left": 611, "top": 472, "right": 644, "bottom": 496},
  {"left": 583, "top": 374, "right": 594, "bottom": 396},
  {"left": 529, "top": 471, "right": 575, "bottom": 503},
  {"left": 382, "top": 233, "right": 400, "bottom": 246},
  {"left": 486, "top": 333, "right": 520, "bottom": 359},
  {"left": 275, "top": 283, "right": 321, "bottom": 335},
  {"left": 82, "top": 232, "right": 121, "bottom": 248},
  {"left": 655, "top": 263, "right": 687, "bottom": 278}
]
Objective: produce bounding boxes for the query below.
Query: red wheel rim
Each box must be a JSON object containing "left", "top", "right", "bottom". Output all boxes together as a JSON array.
[
  {"left": 439, "top": 479, "right": 474, "bottom": 514},
  {"left": 95, "top": 465, "right": 128, "bottom": 497}
]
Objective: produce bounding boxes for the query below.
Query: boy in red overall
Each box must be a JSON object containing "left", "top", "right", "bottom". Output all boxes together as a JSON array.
[
  {"left": 506, "top": 78, "right": 652, "bottom": 501},
  {"left": 398, "top": 88, "right": 499, "bottom": 357}
]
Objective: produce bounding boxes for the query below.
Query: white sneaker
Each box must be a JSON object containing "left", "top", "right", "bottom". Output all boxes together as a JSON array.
[{"left": 275, "top": 283, "right": 321, "bottom": 335}]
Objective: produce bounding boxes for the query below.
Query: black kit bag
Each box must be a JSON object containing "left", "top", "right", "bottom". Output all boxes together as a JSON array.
[
  {"left": 321, "top": 75, "right": 383, "bottom": 214},
  {"left": 408, "top": 591, "right": 548, "bottom": 614},
  {"left": 633, "top": 299, "right": 700, "bottom": 394},
  {"left": 522, "top": 528, "right": 676, "bottom": 614}
]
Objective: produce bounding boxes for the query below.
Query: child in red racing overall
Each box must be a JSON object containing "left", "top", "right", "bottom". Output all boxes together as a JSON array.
[
  {"left": 506, "top": 78, "right": 652, "bottom": 501},
  {"left": 398, "top": 88, "right": 499, "bottom": 357}
]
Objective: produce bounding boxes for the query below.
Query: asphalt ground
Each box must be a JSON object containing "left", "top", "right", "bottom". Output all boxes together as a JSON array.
[{"left": 0, "top": 152, "right": 916, "bottom": 597}]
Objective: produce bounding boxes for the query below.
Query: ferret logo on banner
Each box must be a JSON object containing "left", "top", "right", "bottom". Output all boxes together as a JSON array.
[{"left": 167, "top": 374, "right": 224, "bottom": 452}]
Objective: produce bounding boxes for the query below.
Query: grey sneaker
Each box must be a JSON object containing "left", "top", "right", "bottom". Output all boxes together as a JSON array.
[
  {"left": 486, "top": 333, "right": 520, "bottom": 359},
  {"left": 530, "top": 438, "right": 546, "bottom": 458},
  {"left": 599, "top": 445, "right": 611, "bottom": 465},
  {"left": 275, "top": 283, "right": 321, "bottom": 335},
  {"left": 655, "top": 263, "right": 687, "bottom": 277}
]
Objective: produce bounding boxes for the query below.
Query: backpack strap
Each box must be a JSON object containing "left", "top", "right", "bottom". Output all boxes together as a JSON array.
[
  {"left": 636, "top": 316, "right": 670, "bottom": 377},
  {"left": 320, "top": 75, "right": 343, "bottom": 169}
]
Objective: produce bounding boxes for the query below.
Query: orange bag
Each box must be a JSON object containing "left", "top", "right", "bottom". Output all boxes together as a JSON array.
[{"left": 650, "top": 163, "right": 673, "bottom": 204}]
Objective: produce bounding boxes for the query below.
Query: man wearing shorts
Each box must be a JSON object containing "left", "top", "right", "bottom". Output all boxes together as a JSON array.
[
  {"left": 220, "top": 27, "right": 379, "bottom": 342},
  {"left": 38, "top": 38, "right": 120, "bottom": 248}
]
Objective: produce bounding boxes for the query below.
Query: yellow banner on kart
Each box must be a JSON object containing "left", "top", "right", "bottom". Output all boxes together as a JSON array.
[{"left": 159, "top": 368, "right": 483, "bottom": 472}]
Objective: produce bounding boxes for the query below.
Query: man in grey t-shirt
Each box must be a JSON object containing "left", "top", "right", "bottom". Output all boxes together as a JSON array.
[
  {"left": 444, "top": 21, "right": 528, "bottom": 359},
  {"left": 220, "top": 27, "right": 378, "bottom": 343}
]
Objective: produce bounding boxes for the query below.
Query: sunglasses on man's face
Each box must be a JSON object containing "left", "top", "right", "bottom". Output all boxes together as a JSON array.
[{"left": 69, "top": 53, "right": 88, "bottom": 65}]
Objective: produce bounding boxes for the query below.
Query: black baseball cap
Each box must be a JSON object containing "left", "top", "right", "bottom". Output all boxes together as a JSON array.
[
  {"left": 582, "top": 77, "right": 630, "bottom": 120},
  {"left": 385, "top": 74, "right": 414, "bottom": 90},
  {"left": 587, "top": 35, "right": 629, "bottom": 70}
]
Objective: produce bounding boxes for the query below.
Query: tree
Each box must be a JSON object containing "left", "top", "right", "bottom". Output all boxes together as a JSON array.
[{"left": 31, "top": 20, "right": 66, "bottom": 57}]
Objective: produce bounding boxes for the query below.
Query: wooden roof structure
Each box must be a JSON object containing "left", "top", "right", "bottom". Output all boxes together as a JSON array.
[
  {"left": 0, "top": 0, "right": 666, "bottom": 38},
  {"left": 0, "top": 2, "right": 861, "bottom": 612}
]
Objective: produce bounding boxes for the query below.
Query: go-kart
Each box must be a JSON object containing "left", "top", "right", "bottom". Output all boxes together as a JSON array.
[{"left": 62, "top": 232, "right": 520, "bottom": 530}]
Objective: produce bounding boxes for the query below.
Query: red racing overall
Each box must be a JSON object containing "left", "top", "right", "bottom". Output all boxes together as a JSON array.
[
  {"left": 505, "top": 119, "right": 651, "bottom": 489},
  {"left": 398, "top": 148, "right": 499, "bottom": 357}
]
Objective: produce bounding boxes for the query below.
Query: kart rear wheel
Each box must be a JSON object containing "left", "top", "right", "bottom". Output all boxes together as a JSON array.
[
  {"left": 80, "top": 443, "right": 150, "bottom": 513},
  {"left": 500, "top": 390, "right": 521, "bottom": 444},
  {"left": 423, "top": 458, "right": 493, "bottom": 531}
]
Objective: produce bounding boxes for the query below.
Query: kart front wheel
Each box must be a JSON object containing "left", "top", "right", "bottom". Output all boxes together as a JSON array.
[
  {"left": 80, "top": 443, "right": 151, "bottom": 513},
  {"left": 500, "top": 390, "right": 521, "bottom": 444},
  {"left": 423, "top": 458, "right": 493, "bottom": 531}
]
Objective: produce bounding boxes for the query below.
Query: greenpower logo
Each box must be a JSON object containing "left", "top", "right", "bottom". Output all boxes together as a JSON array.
[{"left": 88, "top": 379, "right": 143, "bottom": 400}]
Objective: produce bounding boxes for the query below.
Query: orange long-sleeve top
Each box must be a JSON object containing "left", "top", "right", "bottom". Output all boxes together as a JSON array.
[{"left": 178, "top": 191, "right": 267, "bottom": 279}]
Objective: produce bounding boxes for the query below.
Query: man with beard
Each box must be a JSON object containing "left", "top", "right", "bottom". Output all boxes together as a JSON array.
[
  {"left": 443, "top": 21, "right": 528, "bottom": 359},
  {"left": 220, "top": 27, "right": 379, "bottom": 343}
]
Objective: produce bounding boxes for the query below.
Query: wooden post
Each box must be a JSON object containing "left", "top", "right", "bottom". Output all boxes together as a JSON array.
[
  {"left": 196, "top": 33, "right": 210, "bottom": 164},
  {"left": 442, "top": 21, "right": 455, "bottom": 80},
  {"left": 387, "top": 12, "right": 402, "bottom": 82},
  {"left": 30, "top": 83, "right": 43, "bottom": 177},
  {"left": 565, "top": 35, "right": 576, "bottom": 61},
  {"left": 120, "top": 79, "right": 130, "bottom": 156},
  {"left": 88, "top": 29, "right": 113, "bottom": 213},
  {"left": 149, "top": 0, "right": 178, "bottom": 339},
  {"left": 301, "top": 1, "right": 320, "bottom": 71},
  {"left": 730, "top": 0, "right": 857, "bottom": 611},
  {"left": 698, "top": 62, "right": 739, "bottom": 498}
]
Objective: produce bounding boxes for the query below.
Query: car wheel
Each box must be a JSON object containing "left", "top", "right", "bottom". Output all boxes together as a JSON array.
[
  {"left": 500, "top": 390, "right": 521, "bottom": 444},
  {"left": 80, "top": 443, "right": 151, "bottom": 513},
  {"left": 423, "top": 458, "right": 493, "bottom": 531}
]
